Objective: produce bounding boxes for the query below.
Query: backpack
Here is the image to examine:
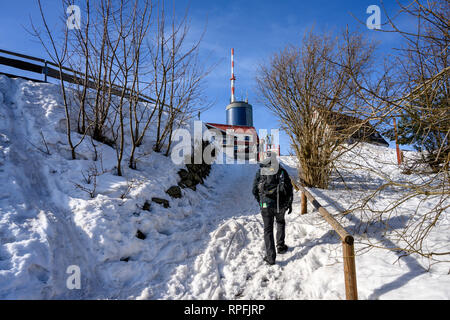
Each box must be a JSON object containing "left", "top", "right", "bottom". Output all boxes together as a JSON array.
[{"left": 258, "top": 168, "right": 286, "bottom": 201}]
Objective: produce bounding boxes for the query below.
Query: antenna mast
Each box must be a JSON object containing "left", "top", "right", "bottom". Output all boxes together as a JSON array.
[{"left": 230, "top": 48, "right": 236, "bottom": 103}]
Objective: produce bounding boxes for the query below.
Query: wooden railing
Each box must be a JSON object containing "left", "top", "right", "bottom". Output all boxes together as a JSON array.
[{"left": 291, "top": 178, "right": 358, "bottom": 300}]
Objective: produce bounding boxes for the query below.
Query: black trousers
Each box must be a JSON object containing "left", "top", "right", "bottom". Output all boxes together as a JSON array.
[{"left": 261, "top": 207, "right": 286, "bottom": 261}]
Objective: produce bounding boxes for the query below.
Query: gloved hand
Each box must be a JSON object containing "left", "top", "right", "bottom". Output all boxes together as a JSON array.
[{"left": 287, "top": 205, "right": 292, "bottom": 214}]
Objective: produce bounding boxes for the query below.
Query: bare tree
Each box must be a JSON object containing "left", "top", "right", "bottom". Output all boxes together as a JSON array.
[
  {"left": 126, "top": 1, "right": 153, "bottom": 170},
  {"left": 31, "top": 0, "right": 211, "bottom": 175},
  {"left": 147, "top": 1, "right": 211, "bottom": 155},
  {"left": 66, "top": 0, "right": 90, "bottom": 135},
  {"left": 103, "top": 0, "right": 153, "bottom": 176},
  {"left": 30, "top": 0, "right": 91, "bottom": 160},
  {"left": 342, "top": 0, "right": 450, "bottom": 260},
  {"left": 385, "top": 1, "right": 449, "bottom": 172},
  {"left": 256, "top": 28, "right": 377, "bottom": 188}
]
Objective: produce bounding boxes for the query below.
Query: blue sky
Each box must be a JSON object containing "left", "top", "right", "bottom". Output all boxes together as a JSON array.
[{"left": 0, "top": 0, "right": 410, "bottom": 154}]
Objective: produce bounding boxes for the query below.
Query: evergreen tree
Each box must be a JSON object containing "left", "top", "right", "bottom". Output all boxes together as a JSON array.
[{"left": 384, "top": 89, "right": 449, "bottom": 171}]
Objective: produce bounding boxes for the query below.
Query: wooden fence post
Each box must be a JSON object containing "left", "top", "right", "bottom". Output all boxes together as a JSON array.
[
  {"left": 300, "top": 191, "right": 307, "bottom": 214},
  {"left": 291, "top": 177, "right": 359, "bottom": 300},
  {"left": 393, "top": 117, "right": 402, "bottom": 165},
  {"left": 342, "top": 236, "right": 358, "bottom": 300}
]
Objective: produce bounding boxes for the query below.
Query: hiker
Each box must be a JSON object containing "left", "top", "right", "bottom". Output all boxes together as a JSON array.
[{"left": 252, "top": 151, "right": 293, "bottom": 265}]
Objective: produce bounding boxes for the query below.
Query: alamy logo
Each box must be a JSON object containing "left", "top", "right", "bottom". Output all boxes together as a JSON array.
[
  {"left": 66, "top": 5, "right": 81, "bottom": 30},
  {"left": 366, "top": 5, "right": 381, "bottom": 30},
  {"left": 66, "top": 265, "right": 81, "bottom": 290}
]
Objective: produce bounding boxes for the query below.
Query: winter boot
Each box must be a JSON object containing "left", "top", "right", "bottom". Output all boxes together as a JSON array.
[
  {"left": 263, "top": 256, "right": 275, "bottom": 265},
  {"left": 277, "top": 244, "right": 288, "bottom": 254}
]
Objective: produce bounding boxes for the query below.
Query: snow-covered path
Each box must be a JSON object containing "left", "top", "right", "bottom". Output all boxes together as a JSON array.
[
  {"left": 144, "top": 162, "right": 262, "bottom": 299},
  {"left": 152, "top": 161, "right": 342, "bottom": 300}
]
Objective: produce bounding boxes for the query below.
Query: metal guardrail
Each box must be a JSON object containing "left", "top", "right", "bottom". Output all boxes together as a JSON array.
[{"left": 0, "top": 48, "right": 157, "bottom": 105}]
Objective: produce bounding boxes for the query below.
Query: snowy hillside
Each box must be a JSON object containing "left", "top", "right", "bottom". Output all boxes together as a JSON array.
[{"left": 0, "top": 75, "right": 449, "bottom": 300}]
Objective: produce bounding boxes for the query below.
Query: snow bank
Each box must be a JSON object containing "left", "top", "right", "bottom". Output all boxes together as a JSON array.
[{"left": 0, "top": 75, "right": 448, "bottom": 300}]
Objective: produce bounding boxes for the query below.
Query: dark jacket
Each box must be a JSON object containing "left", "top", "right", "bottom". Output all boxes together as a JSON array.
[{"left": 252, "top": 164, "right": 293, "bottom": 212}]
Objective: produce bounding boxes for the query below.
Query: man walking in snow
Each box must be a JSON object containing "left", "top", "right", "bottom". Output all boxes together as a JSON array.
[{"left": 252, "top": 151, "right": 293, "bottom": 265}]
